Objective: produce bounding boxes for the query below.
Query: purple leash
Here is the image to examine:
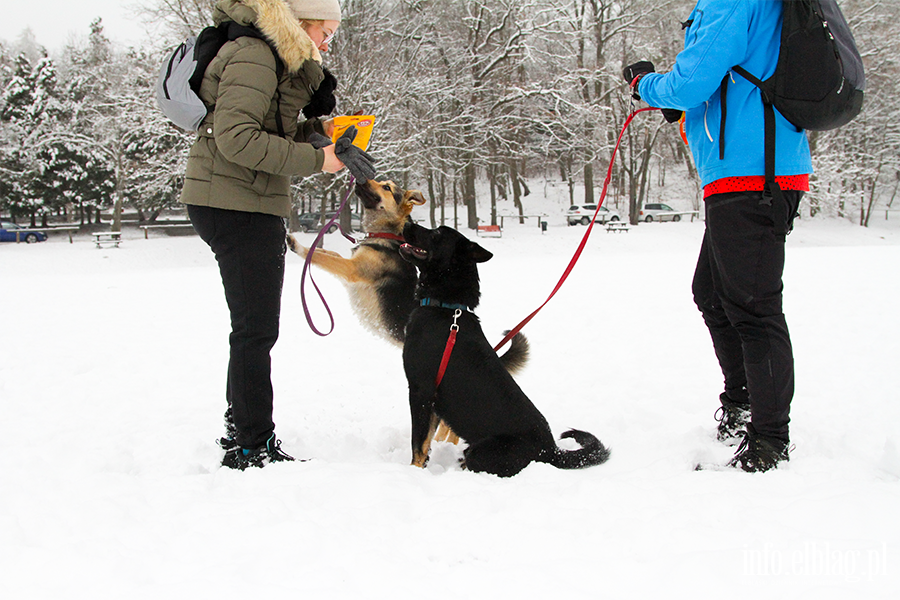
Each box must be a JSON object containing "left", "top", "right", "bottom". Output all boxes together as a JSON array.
[{"left": 301, "top": 175, "right": 357, "bottom": 336}]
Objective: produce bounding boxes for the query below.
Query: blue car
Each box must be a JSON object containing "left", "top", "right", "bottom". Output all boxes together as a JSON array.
[{"left": 0, "top": 222, "right": 47, "bottom": 243}]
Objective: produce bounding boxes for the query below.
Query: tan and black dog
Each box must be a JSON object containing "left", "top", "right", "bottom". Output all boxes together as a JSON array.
[
  {"left": 287, "top": 180, "right": 527, "bottom": 447},
  {"left": 287, "top": 180, "right": 427, "bottom": 346}
]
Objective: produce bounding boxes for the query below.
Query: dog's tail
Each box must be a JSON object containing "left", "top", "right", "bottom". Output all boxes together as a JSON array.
[
  {"left": 498, "top": 330, "right": 529, "bottom": 375},
  {"left": 544, "top": 429, "right": 611, "bottom": 470}
]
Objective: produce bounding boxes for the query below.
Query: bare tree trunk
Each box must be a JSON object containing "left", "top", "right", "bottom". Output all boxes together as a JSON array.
[
  {"left": 427, "top": 170, "right": 437, "bottom": 228},
  {"left": 439, "top": 171, "right": 446, "bottom": 227},
  {"left": 489, "top": 165, "right": 498, "bottom": 226},
  {"left": 453, "top": 176, "right": 460, "bottom": 230},
  {"left": 464, "top": 160, "right": 478, "bottom": 230},
  {"left": 584, "top": 161, "right": 595, "bottom": 206},
  {"left": 510, "top": 160, "right": 524, "bottom": 223},
  {"left": 110, "top": 153, "right": 125, "bottom": 233}
]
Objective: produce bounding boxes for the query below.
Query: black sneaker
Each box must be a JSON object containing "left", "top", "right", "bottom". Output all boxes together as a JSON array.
[
  {"left": 727, "top": 428, "right": 790, "bottom": 473},
  {"left": 221, "top": 434, "right": 295, "bottom": 470},
  {"left": 715, "top": 393, "right": 751, "bottom": 445}
]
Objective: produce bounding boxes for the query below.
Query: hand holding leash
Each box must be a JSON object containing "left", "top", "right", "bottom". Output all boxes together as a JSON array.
[
  {"left": 661, "top": 108, "right": 684, "bottom": 123},
  {"left": 622, "top": 61, "right": 655, "bottom": 100}
]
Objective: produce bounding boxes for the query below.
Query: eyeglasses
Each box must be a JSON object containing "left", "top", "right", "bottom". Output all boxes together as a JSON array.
[{"left": 320, "top": 25, "right": 336, "bottom": 47}]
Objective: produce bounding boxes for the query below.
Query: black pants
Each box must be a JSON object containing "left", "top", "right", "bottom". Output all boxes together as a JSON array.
[
  {"left": 188, "top": 205, "right": 287, "bottom": 448},
  {"left": 692, "top": 190, "right": 801, "bottom": 442}
]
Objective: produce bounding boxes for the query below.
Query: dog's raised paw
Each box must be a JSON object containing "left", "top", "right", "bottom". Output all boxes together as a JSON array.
[{"left": 285, "top": 234, "right": 309, "bottom": 258}]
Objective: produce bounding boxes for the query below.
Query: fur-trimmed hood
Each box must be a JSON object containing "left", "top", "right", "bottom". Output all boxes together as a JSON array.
[{"left": 213, "top": 0, "right": 322, "bottom": 72}]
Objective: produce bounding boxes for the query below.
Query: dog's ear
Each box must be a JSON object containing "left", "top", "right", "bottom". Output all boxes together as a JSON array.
[
  {"left": 403, "top": 190, "right": 427, "bottom": 206},
  {"left": 469, "top": 241, "right": 493, "bottom": 263}
]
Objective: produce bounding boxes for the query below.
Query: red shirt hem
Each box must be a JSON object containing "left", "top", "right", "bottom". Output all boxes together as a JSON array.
[{"left": 704, "top": 175, "right": 809, "bottom": 199}]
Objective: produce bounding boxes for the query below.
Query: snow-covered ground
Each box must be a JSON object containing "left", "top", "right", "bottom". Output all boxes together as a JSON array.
[{"left": 1, "top": 211, "right": 898, "bottom": 598}]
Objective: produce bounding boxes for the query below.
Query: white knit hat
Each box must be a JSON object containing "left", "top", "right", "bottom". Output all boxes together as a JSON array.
[{"left": 288, "top": 0, "right": 342, "bottom": 22}]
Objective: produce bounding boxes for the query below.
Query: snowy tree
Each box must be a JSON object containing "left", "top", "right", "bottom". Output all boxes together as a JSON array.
[
  {"left": 45, "top": 19, "right": 165, "bottom": 231},
  {"left": 807, "top": 0, "right": 900, "bottom": 225},
  {"left": 116, "top": 0, "right": 900, "bottom": 229},
  {"left": 0, "top": 51, "right": 67, "bottom": 224},
  {"left": 120, "top": 47, "right": 193, "bottom": 221},
  {"left": 141, "top": 0, "right": 218, "bottom": 40}
]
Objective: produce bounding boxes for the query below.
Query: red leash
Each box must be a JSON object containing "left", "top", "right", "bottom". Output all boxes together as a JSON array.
[
  {"left": 493, "top": 107, "right": 659, "bottom": 352},
  {"left": 434, "top": 309, "right": 462, "bottom": 387}
]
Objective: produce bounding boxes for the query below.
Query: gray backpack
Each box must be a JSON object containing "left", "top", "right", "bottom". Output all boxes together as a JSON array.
[
  {"left": 156, "top": 23, "right": 285, "bottom": 134},
  {"left": 156, "top": 35, "right": 206, "bottom": 131}
]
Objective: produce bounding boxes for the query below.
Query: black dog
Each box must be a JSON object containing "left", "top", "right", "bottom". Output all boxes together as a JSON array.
[{"left": 400, "top": 222, "right": 611, "bottom": 477}]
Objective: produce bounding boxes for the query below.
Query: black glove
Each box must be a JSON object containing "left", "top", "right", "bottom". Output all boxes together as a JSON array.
[
  {"left": 661, "top": 108, "right": 683, "bottom": 123},
  {"left": 622, "top": 61, "right": 655, "bottom": 100},
  {"left": 310, "top": 126, "right": 377, "bottom": 181},
  {"left": 303, "top": 68, "right": 337, "bottom": 119},
  {"left": 333, "top": 126, "right": 377, "bottom": 182}
]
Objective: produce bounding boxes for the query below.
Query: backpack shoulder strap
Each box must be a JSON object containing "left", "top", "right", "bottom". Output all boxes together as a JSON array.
[
  {"left": 732, "top": 65, "right": 764, "bottom": 92},
  {"left": 728, "top": 64, "right": 787, "bottom": 235},
  {"left": 269, "top": 45, "right": 286, "bottom": 139},
  {"left": 188, "top": 24, "right": 229, "bottom": 95}
]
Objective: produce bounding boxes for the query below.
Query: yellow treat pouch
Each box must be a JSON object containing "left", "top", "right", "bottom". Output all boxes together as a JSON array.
[{"left": 331, "top": 115, "right": 376, "bottom": 151}]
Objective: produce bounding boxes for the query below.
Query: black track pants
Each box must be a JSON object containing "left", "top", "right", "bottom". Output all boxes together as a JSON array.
[
  {"left": 188, "top": 205, "right": 286, "bottom": 448},
  {"left": 691, "top": 190, "right": 801, "bottom": 442}
]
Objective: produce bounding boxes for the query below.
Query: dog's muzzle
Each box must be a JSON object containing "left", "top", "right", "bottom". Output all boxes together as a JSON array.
[{"left": 400, "top": 243, "right": 428, "bottom": 261}]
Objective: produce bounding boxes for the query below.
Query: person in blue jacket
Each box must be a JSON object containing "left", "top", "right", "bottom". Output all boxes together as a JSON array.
[{"left": 624, "top": 0, "right": 812, "bottom": 472}]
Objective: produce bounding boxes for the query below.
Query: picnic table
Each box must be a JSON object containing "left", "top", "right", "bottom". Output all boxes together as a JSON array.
[
  {"left": 497, "top": 213, "right": 548, "bottom": 228},
  {"left": 92, "top": 231, "right": 122, "bottom": 248},
  {"left": 139, "top": 223, "right": 195, "bottom": 239}
]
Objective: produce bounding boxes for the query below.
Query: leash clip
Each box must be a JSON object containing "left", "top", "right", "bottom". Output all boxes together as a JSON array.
[{"left": 450, "top": 308, "right": 462, "bottom": 332}]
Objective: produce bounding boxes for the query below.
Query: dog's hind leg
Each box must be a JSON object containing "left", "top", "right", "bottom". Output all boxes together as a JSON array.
[
  {"left": 463, "top": 437, "right": 536, "bottom": 478},
  {"left": 433, "top": 420, "right": 460, "bottom": 445}
]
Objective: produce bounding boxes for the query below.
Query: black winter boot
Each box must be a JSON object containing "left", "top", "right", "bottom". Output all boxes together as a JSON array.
[
  {"left": 715, "top": 393, "right": 751, "bottom": 445},
  {"left": 218, "top": 405, "right": 238, "bottom": 451},
  {"left": 221, "top": 434, "right": 295, "bottom": 470},
  {"left": 727, "top": 426, "right": 790, "bottom": 473}
]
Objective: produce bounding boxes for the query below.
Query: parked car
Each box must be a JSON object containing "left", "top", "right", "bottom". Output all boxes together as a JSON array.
[
  {"left": 297, "top": 211, "right": 362, "bottom": 233},
  {"left": 566, "top": 204, "right": 620, "bottom": 226},
  {"left": 0, "top": 222, "right": 47, "bottom": 243},
  {"left": 640, "top": 203, "right": 682, "bottom": 222}
]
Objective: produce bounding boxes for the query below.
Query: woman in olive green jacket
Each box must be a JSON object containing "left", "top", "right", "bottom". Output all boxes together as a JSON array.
[{"left": 183, "top": 0, "right": 346, "bottom": 469}]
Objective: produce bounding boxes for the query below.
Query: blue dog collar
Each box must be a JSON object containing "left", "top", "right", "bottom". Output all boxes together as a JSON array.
[{"left": 420, "top": 298, "right": 471, "bottom": 312}]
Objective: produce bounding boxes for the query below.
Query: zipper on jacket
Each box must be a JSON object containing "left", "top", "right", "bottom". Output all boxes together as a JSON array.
[{"left": 703, "top": 101, "right": 714, "bottom": 143}]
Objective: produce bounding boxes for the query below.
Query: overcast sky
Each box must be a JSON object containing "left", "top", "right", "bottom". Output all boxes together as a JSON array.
[{"left": 4, "top": 1, "right": 150, "bottom": 50}]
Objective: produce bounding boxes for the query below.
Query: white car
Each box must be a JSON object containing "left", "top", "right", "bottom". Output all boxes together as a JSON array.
[
  {"left": 567, "top": 204, "right": 620, "bottom": 226},
  {"left": 640, "top": 203, "right": 682, "bottom": 222}
]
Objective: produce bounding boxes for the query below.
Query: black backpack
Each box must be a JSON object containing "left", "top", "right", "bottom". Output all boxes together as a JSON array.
[
  {"left": 157, "top": 22, "right": 285, "bottom": 135},
  {"left": 720, "top": 0, "right": 865, "bottom": 230}
]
